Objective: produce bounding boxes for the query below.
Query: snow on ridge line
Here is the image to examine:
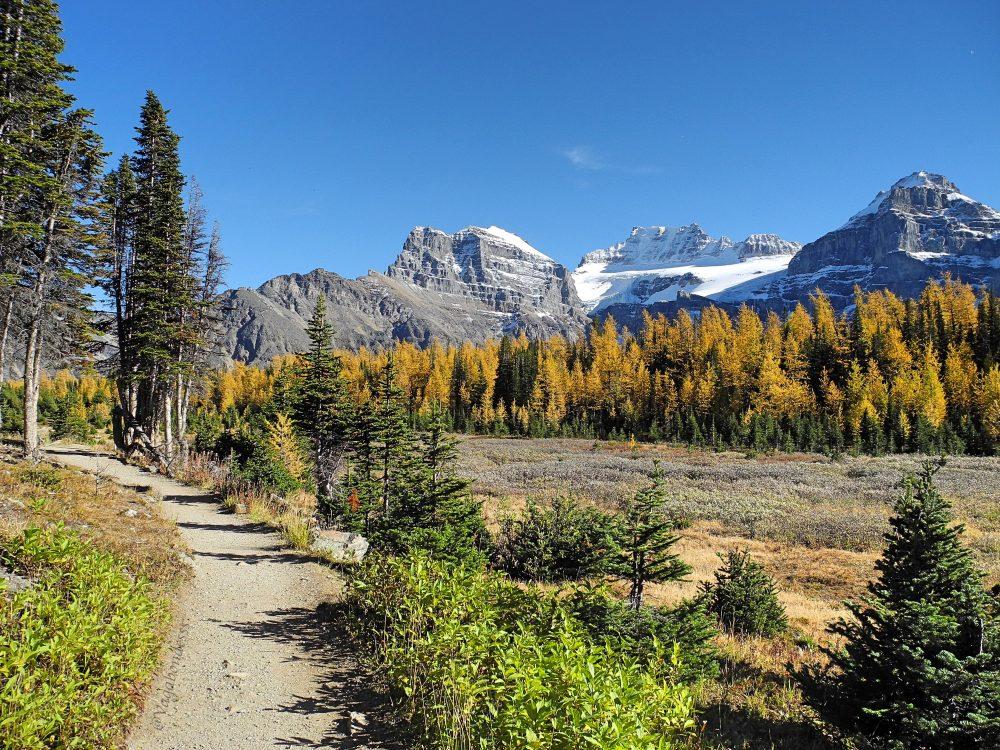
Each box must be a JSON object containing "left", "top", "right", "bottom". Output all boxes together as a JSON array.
[
  {"left": 474, "top": 225, "right": 552, "bottom": 261},
  {"left": 841, "top": 171, "right": 974, "bottom": 228}
]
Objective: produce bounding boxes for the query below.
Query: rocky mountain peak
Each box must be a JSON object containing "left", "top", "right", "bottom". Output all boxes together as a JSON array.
[
  {"left": 840, "top": 171, "right": 995, "bottom": 230},
  {"left": 574, "top": 223, "right": 799, "bottom": 313},
  {"left": 733, "top": 233, "right": 802, "bottom": 259},
  {"left": 385, "top": 224, "right": 580, "bottom": 309},
  {"left": 776, "top": 172, "right": 1000, "bottom": 303},
  {"left": 217, "top": 225, "right": 588, "bottom": 366},
  {"left": 579, "top": 223, "right": 736, "bottom": 270}
]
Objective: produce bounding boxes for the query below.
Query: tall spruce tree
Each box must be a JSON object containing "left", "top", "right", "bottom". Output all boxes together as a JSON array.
[
  {"left": 98, "top": 92, "right": 222, "bottom": 467},
  {"left": 0, "top": 1, "right": 103, "bottom": 456},
  {"left": 97, "top": 154, "right": 137, "bottom": 451},
  {"left": 293, "top": 296, "right": 349, "bottom": 512},
  {"left": 129, "top": 91, "right": 189, "bottom": 460},
  {"left": 370, "top": 354, "right": 420, "bottom": 518},
  {"left": 799, "top": 461, "right": 1000, "bottom": 749},
  {"left": 611, "top": 463, "right": 691, "bottom": 610},
  {"left": 343, "top": 355, "right": 424, "bottom": 540},
  {"left": 21, "top": 108, "right": 103, "bottom": 456}
]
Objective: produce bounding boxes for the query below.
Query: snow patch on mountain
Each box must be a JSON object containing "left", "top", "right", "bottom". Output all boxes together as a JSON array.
[
  {"left": 573, "top": 224, "right": 801, "bottom": 312},
  {"left": 476, "top": 225, "right": 549, "bottom": 259}
]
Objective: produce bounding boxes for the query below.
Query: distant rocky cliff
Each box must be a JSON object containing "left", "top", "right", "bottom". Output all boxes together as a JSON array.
[
  {"left": 218, "top": 226, "right": 588, "bottom": 366},
  {"left": 748, "top": 172, "right": 1000, "bottom": 309}
]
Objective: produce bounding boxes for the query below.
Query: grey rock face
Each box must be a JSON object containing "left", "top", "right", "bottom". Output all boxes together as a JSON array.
[
  {"left": 768, "top": 172, "right": 1000, "bottom": 307},
  {"left": 733, "top": 233, "right": 803, "bottom": 260},
  {"left": 214, "top": 173, "right": 999, "bottom": 366},
  {"left": 573, "top": 224, "right": 801, "bottom": 313},
  {"left": 217, "top": 226, "right": 588, "bottom": 367}
]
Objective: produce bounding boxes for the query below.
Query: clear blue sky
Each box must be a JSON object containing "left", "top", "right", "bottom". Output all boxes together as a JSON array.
[{"left": 62, "top": 1, "right": 999, "bottom": 290}]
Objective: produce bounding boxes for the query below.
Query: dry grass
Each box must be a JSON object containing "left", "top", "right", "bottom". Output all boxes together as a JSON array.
[
  {"left": 460, "top": 437, "right": 1000, "bottom": 602},
  {"left": 220, "top": 479, "right": 315, "bottom": 552},
  {"left": 0, "top": 446, "right": 188, "bottom": 588}
]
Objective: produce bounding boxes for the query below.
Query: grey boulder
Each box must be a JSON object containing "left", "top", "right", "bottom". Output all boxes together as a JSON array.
[{"left": 310, "top": 530, "right": 369, "bottom": 562}]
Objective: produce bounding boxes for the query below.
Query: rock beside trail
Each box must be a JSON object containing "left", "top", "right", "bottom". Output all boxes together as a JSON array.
[
  {"left": 0, "top": 566, "right": 34, "bottom": 595},
  {"left": 311, "top": 530, "right": 369, "bottom": 561}
]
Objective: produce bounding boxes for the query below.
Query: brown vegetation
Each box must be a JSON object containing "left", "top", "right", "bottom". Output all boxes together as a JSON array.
[{"left": 0, "top": 445, "right": 188, "bottom": 588}]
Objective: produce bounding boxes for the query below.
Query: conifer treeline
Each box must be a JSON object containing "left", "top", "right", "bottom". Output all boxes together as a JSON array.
[
  {"left": 0, "top": 1, "right": 225, "bottom": 461},
  {"left": 206, "top": 279, "right": 1000, "bottom": 456}
]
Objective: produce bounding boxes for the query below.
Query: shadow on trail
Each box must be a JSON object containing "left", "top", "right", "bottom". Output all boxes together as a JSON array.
[
  {"left": 193, "top": 549, "right": 315, "bottom": 565},
  {"left": 221, "top": 602, "right": 410, "bottom": 749},
  {"left": 178, "top": 520, "right": 275, "bottom": 535},
  {"left": 159, "top": 492, "right": 222, "bottom": 507}
]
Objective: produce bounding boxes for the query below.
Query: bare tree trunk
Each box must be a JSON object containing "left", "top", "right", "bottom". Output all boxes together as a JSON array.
[
  {"left": 163, "top": 390, "right": 173, "bottom": 462},
  {"left": 0, "top": 290, "right": 12, "bottom": 433},
  {"left": 176, "top": 373, "right": 191, "bottom": 464},
  {"left": 22, "top": 271, "right": 45, "bottom": 458}
]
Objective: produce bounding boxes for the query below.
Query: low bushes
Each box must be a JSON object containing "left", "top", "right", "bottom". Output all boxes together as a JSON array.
[
  {"left": 492, "top": 495, "right": 618, "bottom": 581},
  {"left": 0, "top": 526, "right": 168, "bottom": 750},
  {"left": 348, "top": 554, "right": 698, "bottom": 750},
  {"left": 564, "top": 584, "right": 719, "bottom": 682}
]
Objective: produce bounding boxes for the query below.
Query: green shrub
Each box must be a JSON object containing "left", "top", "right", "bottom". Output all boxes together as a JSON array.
[
  {"left": 348, "top": 553, "right": 698, "bottom": 749},
  {"left": 229, "top": 443, "right": 301, "bottom": 495},
  {"left": 798, "top": 462, "right": 1000, "bottom": 748},
  {"left": 492, "top": 495, "right": 618, "bottom": 582},
  {"left": 50, "top": 389, "right": 92, "bottom": 441},
  {"left": 15, "top": 464, "right": 64, "bottom": 492},
  {"left": 700, "top": 548, "right": 787, "bottom": 637},
  {"left": 0, "top": 382, "right": 22, "bottom": 435},
  {"left": 563, "top": 584, "right": 719, "bottom": 682},
  {"left": 0, "top": 526, "right": 168, "bottom": 749}
]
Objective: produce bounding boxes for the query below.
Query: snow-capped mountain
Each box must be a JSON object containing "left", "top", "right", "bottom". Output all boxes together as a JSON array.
[
  {"left": 218, "top": 226, "right": 587, "bottom": 366},
  {"left": 755, "top": 171, "right": 1000, "bottom": 307},
  {"left": 573, "top": 224, "right": 801, "bottom": 313},
  {"left": 386, "top": 225, "right": 581, "bottom": 313}
]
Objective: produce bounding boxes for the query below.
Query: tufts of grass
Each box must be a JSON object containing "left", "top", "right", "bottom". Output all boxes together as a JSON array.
[{"left": 224, "top": 483, "right": 314, "bottom": 551}]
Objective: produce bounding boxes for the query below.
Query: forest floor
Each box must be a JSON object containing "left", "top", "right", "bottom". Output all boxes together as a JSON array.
[{"left": 45, "top": 446, "right": 397, "bottom": 750}]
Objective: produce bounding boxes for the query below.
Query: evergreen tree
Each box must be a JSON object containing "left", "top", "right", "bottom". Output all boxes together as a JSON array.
[
  {"left": 610, "top": 463, "right": 691, "bottom": 610},
  {"left": 97, "top": 91, "right": 216, "bottom": 466},
  {"left": 0, "top": 2, "right": 103, "bottom": 456},
  {"left": 401, "top": 406, "right": 488, "bottom": 565},
  {"left": 700, "top": 548, "right": 787, "bottom": 637},
  {"left": 293, "top": 296, "right": 349, "bottom": 513},
  {"left": 344, "top": 355, "right": 423, "bottom": 538},
  {"left": 799, "top": 461, "right": 1000, "bottom": 748},
  {"left": 128, "top": 91, "right": 190, "bottom": 459},
  {"left": 19, "top": 109, "right": 103, "bottom": 456}
]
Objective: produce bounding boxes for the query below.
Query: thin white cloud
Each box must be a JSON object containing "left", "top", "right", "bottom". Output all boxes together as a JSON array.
[
  {"left": 563, "top": 146, "right": 605, "bottom": 170},
  {"left": 560, "top": 145, "right": 661, "bottom": 176}
]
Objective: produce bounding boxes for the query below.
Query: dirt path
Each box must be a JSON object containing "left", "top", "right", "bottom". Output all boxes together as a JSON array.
[{"left": 47, "top": 447, "right": 396, "bottom": 750}]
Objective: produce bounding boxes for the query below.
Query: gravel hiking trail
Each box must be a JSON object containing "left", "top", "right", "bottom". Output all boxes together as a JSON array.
[{"left": 47, "top": 446, "right": 398, "bottom": 750}]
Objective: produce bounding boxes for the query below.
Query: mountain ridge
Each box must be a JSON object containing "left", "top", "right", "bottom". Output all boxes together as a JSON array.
[
  {"left": 216, "top": 225, "right": 588, "bottom": 366},
  {"left": 217, "top": 172, "right": 1000, "bottom": 366}
]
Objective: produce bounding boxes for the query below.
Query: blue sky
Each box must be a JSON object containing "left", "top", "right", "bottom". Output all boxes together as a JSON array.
[{"left": 62, "top": 1, "right": 999, "bottom": 290}]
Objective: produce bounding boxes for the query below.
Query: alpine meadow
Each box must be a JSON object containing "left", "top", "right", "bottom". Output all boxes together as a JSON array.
[{"left": 1, "top": 2, "right": 999, "bottom": 750}]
